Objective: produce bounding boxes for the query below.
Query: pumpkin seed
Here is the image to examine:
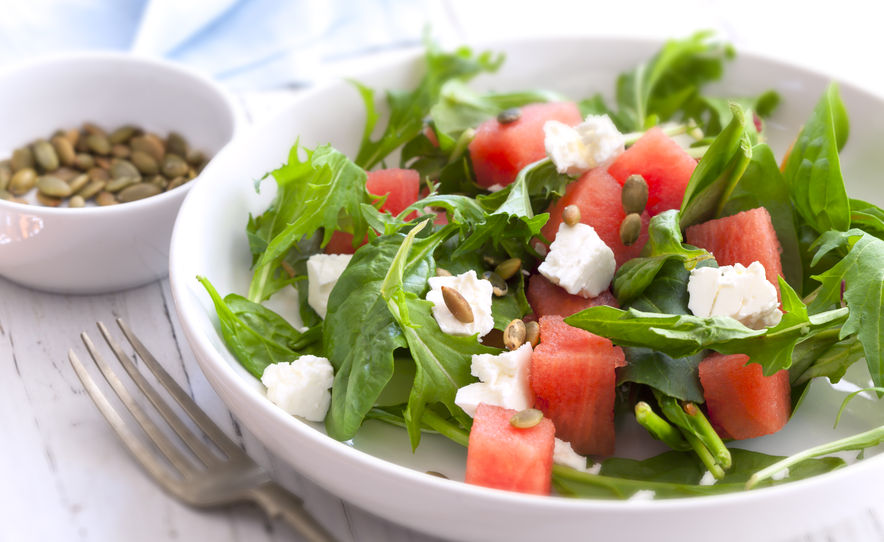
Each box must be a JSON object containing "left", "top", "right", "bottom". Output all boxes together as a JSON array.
[
  {"left": 482, "top": 254, "right": 502, "bottom": 267},
  {"left": 494, "top": 258, "right": 522, "bottom": 280},
  {"left": 620, "top": 212, "right": 642, "bottom": 246},
  {"left": 11, "top": 147, "right": 34, "bottom": 172},
  {"left": 482, "top": 270, "right": 508, "bottom": 296},
  {"left": 161, "top": 153, "right": 189, "bottom": 178},
  {"left": 95, "top": 191, "right": 117, "bottom": 206},
  {"left": 74, "top": 153, "right": 95, "bottom": 171},
  {"left": 166, "top": 131, "right": 188, "bottom": 158},
  {"left": 441, "top": 286, "right": 474, "bottom": 323},
  {"left": 106, "top": 176, "right": 137, "bottom": 193},
  {"left": 131, "top": 134, "right": 165, "bottom": 162},
  {"left": 497, "top": 107, "right": 522, "bottom": 124},
  {"left": 82, "top": 122, "right": 107, "bottom": 137},
  {"left": 108, "top": 125, "right": 139, "bottom": 144},
  {"left": 36, "top": 192, "right": 62, "bottom": 206},
  {"left": 186, "top": 149, "right": 207, "bottom": 169},
  {"left": 67, "top": 174, "right": 90, "bottom": 194},
  {"left": 94, "top": 156, "right": 111, "bottom": 169},
  {"left": 77, "top": 179, "right": 106, "bottom": 200},
  {"left": 503, "top": 319, "right": 527, "bottom": 350},
  {"left": 117, "top": 182, "right": 162, "bottom": 203},
  {"left": 63, "top": 128, "right": 80, "bottom": 146},
  {"left": 68, "top": 195, "right": 86, "bottom": 208},
  {"left": 110, "top": 159, "right": 141, "bottom": 181},
  {"left": 88, "top": 167, "right": 110, "bottom": 182},
  {"left": 510, "top": 408, "right": 544, "bottom": 429},
  {"left": 130, "top": 150, "right": 159, "bottom": 175},
  {"left": 52, "top": 167, "right": 78, "bottom": 182},
  {"left": 51, "top": 135, "right": 76, "bottom": 167},
  {"left": 425, "top": 471, "right": 449, "bottom": 479},
  {"left": 37, "top": 175, "right": 73, "bottom": 198},
  {"left": 0, "top": 189, "right": 13, "bottom": 201},
  {"left": 147, "top": 175, "right": 168, "bottom": 190},
  {"left": 9, "top": 168, "right": 37, "bottom": 195},
  {"left": 436, "top": 267, "right": 452, "bottom": 277},
  {"left": 622, "top": 174, "right": 649, "bottom": 215},
  {"left": 111, "top": 144, "right": 131, "bottom": 158},
  {"left": 0, "top": 163, "right": 11, "bottom": 191},
  {"left": 166, "top": 175, "right": 187, "bottom": 191},
  {"left": 86, "top": 134, "right": 111, "bottom": 155},
  {"left": 525, "top": 320, "right": 540, "bottom": 347},
  {"left": 563, "top": 204, "right": 581, "bottom": 226}
]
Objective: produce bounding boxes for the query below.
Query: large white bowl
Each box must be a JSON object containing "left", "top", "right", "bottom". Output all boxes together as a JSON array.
[
  {"left": 170, "top": 37, "right": 884, "bottom": 541},
  {"left": 0, "top": 53, "right": 243, "bottom": 294}
]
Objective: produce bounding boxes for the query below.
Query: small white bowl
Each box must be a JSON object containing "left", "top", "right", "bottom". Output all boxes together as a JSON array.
[{"left": 0, "top": 52, "right": 243, "bottom": 294}]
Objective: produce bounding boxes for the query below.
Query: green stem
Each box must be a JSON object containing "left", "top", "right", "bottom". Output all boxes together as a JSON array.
[
  {"left": 685, "top": 145, "right": 710, "bottom": 159},
  {"left": 684, "top": 403, "right": 732, "bottom": 470},
  {"left": 634, "top": 401, "right": 691, "bottom": 451},
  {"left": 421, "top": 409, "right": 470, "bottom": 447},
  {"left": 683, "top": 432, "right": 725, "bottom": 480}
]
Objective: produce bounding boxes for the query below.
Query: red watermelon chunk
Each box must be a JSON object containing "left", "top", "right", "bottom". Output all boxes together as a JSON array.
[
  {"left": 469, "top": 102, "right": 582, "bottom": 189},
  {"left": 541, "top": 167, "right": 649, "bottom": 267},
  {"left": 526, "top": 274, "right": 618, "bottom": 319},
  {"left": 325, "top": 168, "right": 420, "bottom": 254},
  {"left": 607, "top": 127, "right": 697, "bottom": 216},
  {"left": 530, "top": 316, "right": 625, "bottom": 456},
  {"left": 684, "top": 207, "right": 784, "bottom": 298},
  {"left": 464, "top": 403, "right": 555, "bottom": 495},
  {"left": 698, "top": 353, "right": 790, "bottom": 440}
]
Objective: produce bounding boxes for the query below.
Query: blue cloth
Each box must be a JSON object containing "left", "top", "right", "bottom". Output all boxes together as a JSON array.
[{"left": 0, "top": 0, "right": 428, "bottom": 89}]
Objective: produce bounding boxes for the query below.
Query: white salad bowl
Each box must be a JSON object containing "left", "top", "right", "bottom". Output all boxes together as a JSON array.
[
  {"left": 0, "top": 52, "right": 242, "bottom": 294},
  {"left": 169, "top": 37, "right": 884, "bottom": 542}
]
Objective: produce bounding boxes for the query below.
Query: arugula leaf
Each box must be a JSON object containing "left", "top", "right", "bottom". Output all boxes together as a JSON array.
[
  {"left": 322, "top": 228, "right": 447, "bottom": 441},
  {"left": 249, "top": 144, "right": 370, "bottom": 302},
  {"left": 790, "top": 332, "right": 865, "bottom": 387},
  {"left": 476, "top": 158, "right": 571, "bottom": 215},
  {"left": 808, "top": 229, "right": 884, "bottom": 387},
  {"left": 682, "top": 90, "right": 780, "bottom": 137},
  {"left": 197, "top": 276, "right": 319, "bottom": 378},
  {"left": 354, "top": 41, "right": 503, "bottom": 170},
  {"left": 849, "top": 198, "right": 884, "bottom": 240},
  {"left": 782, "top": 83, "right": 851, "bottom": 233}
]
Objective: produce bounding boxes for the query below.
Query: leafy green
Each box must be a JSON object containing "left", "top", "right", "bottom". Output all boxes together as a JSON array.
[
  {"left": 809, "top": 229, "right": 884, "bottom": 387},
  {"left": 354, "top": 41, "right": 503, "bottom": 170},
  {"left": 475, "top": 158, "right": 571, "bottom": 214},
  {"left": 849, "top": 198, "right": 884, "bottom": 239},
  {"left": 248, "top": 144, "right": 371, "bottom": 302},
  {"left": 782, "top": 83, "right": 851, "bottom": 233},
  {"left": 490, "top": 272, "right": 531, "bottom": 330},
  {"left": 790, "top": 332, "right": 864, "bottom": 387},
  {"left": 682, "top": 90, "right": 780, "bottom": 137}
]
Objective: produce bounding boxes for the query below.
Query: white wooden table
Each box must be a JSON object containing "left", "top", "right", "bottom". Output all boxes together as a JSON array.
[{"left": 3, "top": 2, "right": 884, "bottom": 540}]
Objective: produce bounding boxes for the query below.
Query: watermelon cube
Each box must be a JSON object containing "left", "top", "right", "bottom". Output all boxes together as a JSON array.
[
  {"left": 698, "top": 353, "right": 790, "bottom": 440},
  {"left": 540, "top": 167, "right": 649, "bottom": 267},
  {"left": 684, "top": 207, "right": 784, "bottom": 298},
  {"left": 607, "top": 127, "right": 698, "bottom": 216},
  {"left": 526, "top": 273, "right": 618, "bottom": 319},
  {"left": 464, "top": 403, "right": 555, "bottom": 495},
  {"left": 469, "top": 102, "right": 582, "bottom": 189},
  {"left": 530, "top": 316, "right": 625, "bottom": 456}
]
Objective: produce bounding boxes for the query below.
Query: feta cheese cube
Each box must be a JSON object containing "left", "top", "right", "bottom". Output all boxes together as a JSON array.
[
  {"left": 687, "top": 261, "right": 782, "bottom": 329},
  {"left": 261, "top": 355, "right": 334, "bottom": 422},
  {"left": 628, "top": 489, "right": 656, "bottom": 501},
  {"left": 426, "top": 270, "right": 495, "bottom": 339},
  {"left": 699, "top": 470, "right": 717, "bottom": 486},
  {"left": 544, "top": 114, "right": 625, "bottom": 177},
  {"left": 538, "top": 222, "right": 616, "bottom": 298},
  {"left": 553, "top": 438, "right": 589, "bottom": 471},
  {"left": 771, "top": 467, "right": 790, "bottom": 481},
  {"left": 455, "top": 343, "right": 533, "bottom": 417},
  {"left": 306, "top": 253, "right": 353, "bottom": 319}
]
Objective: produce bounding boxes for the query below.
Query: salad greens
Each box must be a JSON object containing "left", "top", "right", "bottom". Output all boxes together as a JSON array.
[{"left": 200, "top": 33, "right": 884, "bottom": 499}]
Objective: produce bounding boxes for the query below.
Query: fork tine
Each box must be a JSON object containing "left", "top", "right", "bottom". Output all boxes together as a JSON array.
[
  {"left": 68, "top": 348, "right": 186, "bottom": 498},
  {"left": 97, "top": 321, "right": 220, "bottom": 467},
  {"left": 79, "top": 330, "right": 197, "bottom": 479},
  {"left": 115, "top": 318, "right": 245, "bottom": 459}
]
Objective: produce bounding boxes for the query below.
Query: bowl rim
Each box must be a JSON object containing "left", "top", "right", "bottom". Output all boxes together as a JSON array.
[
  {"left": 169, "top": 33, "right": 884, "bottom": 515},
  {"left": 0, "top": 50, "right": 246, "bottom": 216}
]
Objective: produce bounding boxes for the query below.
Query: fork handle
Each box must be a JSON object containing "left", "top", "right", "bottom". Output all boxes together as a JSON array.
[{"left": 248, "top": 482, "right": 338, "bottom": 542}]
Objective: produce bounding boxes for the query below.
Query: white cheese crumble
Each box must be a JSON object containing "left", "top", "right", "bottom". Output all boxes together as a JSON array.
[
  {"left": 553, "top": 438, "right": 589, "bottom": 472},
  {"left": 586, "top": 462, "right": 602, "bottom": 475},
  {"left": 538, "top": 222, "right": 616, "bottom": 298},
  {"left": 426, "top": 270, "right": 495, "bottom": 339},
  {"left": 261, "top": 355, "right": 334, "bottom": 422},
  {"left": 543, "top": 114, "right": 625, "bottom": 176},
  {"left": 699, "top": 470, "right": 717, "bottom": 486},
  {"left": 628, "top": 489, "right": 656, "bottom": 501},
  {"left": 454, "top": 343, "right": 534, "bottom": 417},
  {"left": 306, "top": 253, "right": 353, "bottom": 319},
  {"left": 687, "top": 261, "right": 782, "bottom": 330},
  {"left": 771, "top": 467, "right": 790, "bottom": 481}
]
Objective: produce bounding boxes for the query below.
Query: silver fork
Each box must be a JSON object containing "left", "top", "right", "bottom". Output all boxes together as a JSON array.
[{"left": 68, "top": 318, "right": 337, "bottom": 542}]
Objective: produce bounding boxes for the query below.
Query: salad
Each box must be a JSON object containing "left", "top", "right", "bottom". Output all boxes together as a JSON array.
[{"left": 199, "top": 32, "right": 884, "bottom": 499}]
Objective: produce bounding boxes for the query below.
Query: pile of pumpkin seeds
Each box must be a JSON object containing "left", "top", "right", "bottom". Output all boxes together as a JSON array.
[
  {"left": 619, "top": 174, "right": 649, "bottom": 246},
  {"left": 0, "top": 123, "right": 209, "bottom": 207}
]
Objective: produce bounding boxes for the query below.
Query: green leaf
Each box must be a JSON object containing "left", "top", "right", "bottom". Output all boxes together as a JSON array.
[
  {"left": 849, "top": 198, "right": 884, "bottom": 240},
  {"left": 782, "top": 83, "right": 851, "bottom": 233},
  {"left": 490, "top": 272, "right": 531, "bottom": 330},
  {"left": 476, "top": 158, "right": 571, "bottom": 219},
  {"left": 790, "top": 332, "right": 865, "bottom": 387}
]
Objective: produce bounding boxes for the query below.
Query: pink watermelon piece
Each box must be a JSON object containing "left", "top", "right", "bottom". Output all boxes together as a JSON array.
[
  {"left": 530, "top": 316, "right": 625, "bottom": 456},
  {"left": 325, "top": 168, "right": 420, "bottom": 254},
  {"left": 607, "top": 127, "right": 698, "bottom": 216},
  {"left": 469, "top": 102, "right": 582, "bottom": 189},
  {"left": 684, "top": 207, "right": 784, "bottom": 299},
  {"left": 540, "top": 167, "right": 649, "bottom": 267},
  {"left": 526, "top": 273, "right": 618, "bottom": 319},
  {"left": 465, "top": 403, "right": 555, "bottom": 495},
  {"left": 698, "top": 353, "right": 790, "bottom": 440}
]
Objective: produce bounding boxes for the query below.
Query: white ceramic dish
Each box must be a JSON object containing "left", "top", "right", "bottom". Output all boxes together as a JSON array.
[
  {"left": 0, "top": 52, "right": 243, "bottom": 294},
  {"left": 170, "top": 37, "right": 884, "bottom": 542}
]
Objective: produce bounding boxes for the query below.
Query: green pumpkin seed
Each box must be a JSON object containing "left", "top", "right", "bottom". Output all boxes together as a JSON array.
[
  {"left": 0, "top": 189, "right": 13, "bottom": 201},
  {"left": 36, "top": 192, "right": 62, "bottom": 207},
  {"left": 33, "top": 140, "right": 60, "bottom": 172},
  {"left": 88, "top": 167, "right": 110, "bottom": 182},
  {"left": 68, "top": 174, "right": 90, "bottom": 194},
  {"left": 482, "top": 270, "right": 508, "bottom": 297},
  {"left": 166, "top": 131, "right": 188, "bottom": 158},
  {"left": 161, "top": 153, "right": 189, "bottom": 178},
  {"left": 494, "top": 258, "right": 522, "bottom": 280},
  {"left": 510, "top": 408, "right": 544, "bottom": 429},
  {"left": 0, "top": 163, "right": 11, "bottom": 191},
  {"left": 563, "top": 204, "right": 581, "bottom": 226},
  {"left": 37, "top": 175, "right": 73, "bottom": 197},
  {"left": 147, "top": 175, "right": 168, "bottom": 190},
  {"left": 503, "top": 319, "right": 527, "bottom": 351},
  {"left": 117, "top": 182, "right": 162, "bottom": 203},
  {"left": 130, "top": 150, "right": 159, "bottom": 175},
  {"left": 111, "top": 144, "right": 131, "bottom": 158},
  {"left": 441, "top": 286, "right": 474, "bottom": 323},
  {"left": 108, "top": 125, "right": 139, "bottom": 144},
  {"left": 68, "top": 195, "right": 86, "bottom": 208},
  {"left": 95, "top": 191, "right": 117, "bottom": 206},
  {"left": 51, "top": 135, "right": 76, "bottom": 167},
  {"left": 105, "top": 176, "right": 137, "bottom": 193},
  {"left": 620, "top": 212, "right": 643, "bottom": 246},
  {"left": 186, "top": 149, "right": 207, "bottom": 168},
  {"left": 167, "top": 176, "right": 188, "bottom": 191},
  {"left": 622, "top": 174, "right": 649, "bottom": 215},
  {"left": 497, "top": 108, "right": 522, "bottom": 124},
  {"left": 77, "top": 180, "right": 106, "bottom": 200},
  {"left": 74, "top": 153, "right": 95, "bottom": 171},
  {"left": 110, "top": 159, "right": 141, "bottom": 181},
  {"left": 9, "top": 168, "right": 37, "bottom": 195},
  {"left": 86, "top": 134, "right": 111, "bottom": 155},
  {"left": 52, "top": 167, "right": 78, "bottom": 182},
  {"left": 63, "top": 128, "right": 81, "bottom": 146},
  {"left": 11, "top": 147, "right": 34, "bottom": 171},
  {"left": 131, "top": 134, "right": 165, "bottom": 162},
  {"left": 82, "top": 122, "right": 107, "bottom": 137},
  {"left": 525, "top": 320, "right": 540, "bottom": 347}
]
